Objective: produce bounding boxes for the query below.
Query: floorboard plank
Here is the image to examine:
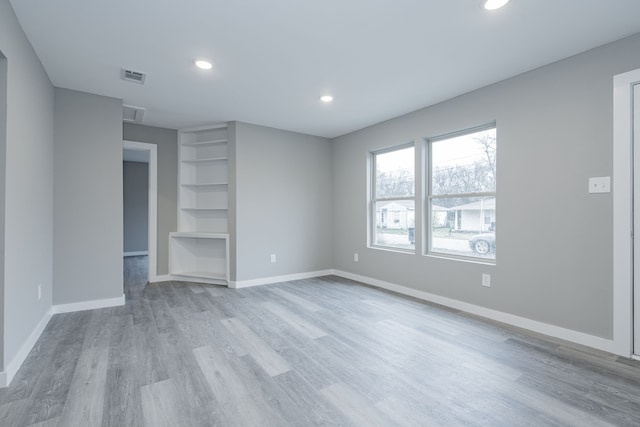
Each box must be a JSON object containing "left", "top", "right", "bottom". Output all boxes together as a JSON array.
[
  {"left": 140, "top": 379, "right": 184, "bottom": 427},
  {"left": 220, "top": 317, "right": 292, "bottom": 377},
  {"left": 101, "top": 314, "right": 143, "bottom": 426},
  {"left": 321, "top": 382, "right": 393, "bottom": 427},
  {"left": 58, "top": 345, "right": 109, "bottom": 426},
  {"left": 193, "top": 345, "right": 286, "bottom": 427},
  {"left": 261, "top": 301, "right": 328, "bottom": 339}
]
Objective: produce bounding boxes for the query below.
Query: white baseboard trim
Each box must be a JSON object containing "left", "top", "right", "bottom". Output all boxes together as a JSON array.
[
  {"left": 123, "top": 251, "right": 148, "bottom": 257},
  {"left": 52, "top": 294, "right": 126, "bottom": 314},
  {"left": 0, "top": 308, "right": 54, "bottom": 387},
  {"left": 150, "top": 274, "right": 172, "bottom": 283},
  {"left": 332, "top": 270, "right": 616, "bottom": 355},
  {"left": 229, "top": 269, "right": 334, "bottom": 289}
]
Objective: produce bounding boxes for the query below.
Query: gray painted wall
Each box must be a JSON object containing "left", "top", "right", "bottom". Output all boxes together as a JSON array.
[
  {"left": 0, "top": 0, "right": 54, "bottom": 372},
  {"left": 332, "top": 33, "right": 640, "bottom": 340},
  {"left": 123, "top": 161, "right": 148, "bottom": 253},
  {"left": 123, "top": 123, "right": 178, "bottom": 276},
  {"left": 234, "top": 122, "right": 332, "bottom": 281},
  {"left": 53, "top": 88, "right": 122, "bottom": 304}
]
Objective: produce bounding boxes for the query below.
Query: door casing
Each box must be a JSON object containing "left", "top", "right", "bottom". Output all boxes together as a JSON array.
[{"left": 613, "top": 68, "right": 640, "bottom": 357}]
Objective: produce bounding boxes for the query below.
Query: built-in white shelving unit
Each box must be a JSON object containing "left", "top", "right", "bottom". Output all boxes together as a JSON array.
[{"left": 170, "top": 125, "right": 230, "bottom": 285}]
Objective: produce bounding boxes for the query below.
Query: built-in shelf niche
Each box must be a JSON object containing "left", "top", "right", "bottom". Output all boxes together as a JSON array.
[{"left": 170, "top": 125, "right": 230, "bottom": 285}]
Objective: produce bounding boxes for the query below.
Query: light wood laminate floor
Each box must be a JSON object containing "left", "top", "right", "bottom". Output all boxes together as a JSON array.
[{"left": 1, "top": 255, "right": 640, "bottom": 426}]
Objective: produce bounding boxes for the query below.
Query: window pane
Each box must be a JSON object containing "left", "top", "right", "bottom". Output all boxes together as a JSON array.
[
  {"left": 375, "top": 146, "right": 415, "bottom": 198},
  {"left": 374, "top": 200, "right": 415, "bottom": 250},
  {"left": 430, "top": 196, "right": 495, "bottom": 259},
  {"left": 431, "top": 128, "right": 496, "bottom": 195}
]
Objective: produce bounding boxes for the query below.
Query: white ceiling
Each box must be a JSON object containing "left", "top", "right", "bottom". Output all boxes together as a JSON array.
[{"left": 9, "top": 0, "right": 640, "bottom": 138}]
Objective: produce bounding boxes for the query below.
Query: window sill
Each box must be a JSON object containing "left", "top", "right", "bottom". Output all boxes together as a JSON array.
[
  {"left": 425, "top": 252, "right": 496, "bottom": 266},
  {"left": 368, "top": 245, "right": 416, "bottom": 255}
]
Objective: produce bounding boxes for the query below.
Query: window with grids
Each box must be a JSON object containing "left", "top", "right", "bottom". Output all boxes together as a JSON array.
[
  {"left": 371, "top": 144, "right": 415, "bottom": 251},
  {"left": 428, "top": 125, "right": 496, "bottom": 260}
]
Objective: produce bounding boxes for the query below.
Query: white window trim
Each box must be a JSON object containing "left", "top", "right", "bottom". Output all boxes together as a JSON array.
[
  {"left": 369, "top": 143, "right": 416, "bottom": 253},
  {"left": 425, "top": 123, "right": 497, "bottom": 262}
]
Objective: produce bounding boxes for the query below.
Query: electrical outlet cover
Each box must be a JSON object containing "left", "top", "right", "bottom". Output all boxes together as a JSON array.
[{"left": 482, "top": 274, "right": 491, "bottom": 287}]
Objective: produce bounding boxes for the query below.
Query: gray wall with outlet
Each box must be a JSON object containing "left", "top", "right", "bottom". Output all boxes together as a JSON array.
[
  {"left": 0, "top": 0, "right": 55, "bottom": 371},
  {"left": 232, "top": 121, "right": 333, "bottom": 282},
  {"left": 332, "top": 33, "right": 640, "bottom": 340}
]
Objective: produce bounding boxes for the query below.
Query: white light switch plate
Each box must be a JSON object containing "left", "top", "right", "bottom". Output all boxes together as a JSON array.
[{"left": 588, "top": 176, "right": 610, "bottom": 193}]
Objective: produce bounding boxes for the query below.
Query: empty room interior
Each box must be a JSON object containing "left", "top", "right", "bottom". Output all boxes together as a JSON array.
[{"left": 3, "top": 0, "right": 640, "bottom": 425}]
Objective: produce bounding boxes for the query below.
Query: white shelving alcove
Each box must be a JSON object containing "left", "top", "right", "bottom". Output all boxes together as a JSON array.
[
  {"left": 170, "top": 125, "right": 230, "bottom": 285},
  {"left": 169, "top": 232, "right": 229, "bottom": 283}
]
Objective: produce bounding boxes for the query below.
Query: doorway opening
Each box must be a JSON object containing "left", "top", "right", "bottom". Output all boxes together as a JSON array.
[{"left": 122, "top": 140, "right": 157, "bottom": 298}]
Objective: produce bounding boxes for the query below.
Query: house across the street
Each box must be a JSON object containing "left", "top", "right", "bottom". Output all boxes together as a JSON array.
[{"left": 450, "top": 198, "right": 495, "bottom": 232}]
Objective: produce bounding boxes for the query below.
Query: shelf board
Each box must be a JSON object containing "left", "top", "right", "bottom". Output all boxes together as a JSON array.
[
  {"left": 171, "top": 270, "right": 227, "bottom": 280},
  {"left": 181, "top": 182, "right": 228, "bottom": 187},
  {"left": 170, "top": 232, "right": 228, "bottom": 239},
  {"left": 181, "top": 207, "right": 227, "bottom": 211},
  {"left": 182, "top": 139, "right": 228, "bottom": 147},
  {"left": 182, "top": 156, "right": 228, "bottom": 163}
]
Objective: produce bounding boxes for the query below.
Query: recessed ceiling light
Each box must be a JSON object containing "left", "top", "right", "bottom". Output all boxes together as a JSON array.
[
  {"left": 320, "top": 95, "right": 334, "bottom": 103},
  {"left": 484, "top": 0, "right": 510, "bottom": 10},
  {"left": 194, "top": 59, "right": 213, "bottom": 70}
]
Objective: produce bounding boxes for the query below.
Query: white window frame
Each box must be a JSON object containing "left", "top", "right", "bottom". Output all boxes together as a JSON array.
[
  {"left": 426, "top": 123, "right": 496, "bottom": 262},
  {"left": 370, "top": 143, "right": 416, "bottom": 252}
]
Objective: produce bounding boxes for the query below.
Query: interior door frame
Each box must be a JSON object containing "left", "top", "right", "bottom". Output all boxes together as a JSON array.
[
  {"left": 123, "top": 140, "right": 158, "bottom": 283},
  {"left": 613, "top": 68, "right": 640, "bottom": 357}
]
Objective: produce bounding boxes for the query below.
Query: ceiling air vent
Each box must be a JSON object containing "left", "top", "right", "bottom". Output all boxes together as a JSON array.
[
  {"left": 121, "top": 68, "right": 146, "bottom": 84},
  {"left": 123, "top": 105, "right": 145, "bottom": 123}
]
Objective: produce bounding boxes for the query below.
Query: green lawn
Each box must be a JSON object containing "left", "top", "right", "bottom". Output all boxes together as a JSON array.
[{"left": 375, "top": 228, "right": 407, "bottom": 235}]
